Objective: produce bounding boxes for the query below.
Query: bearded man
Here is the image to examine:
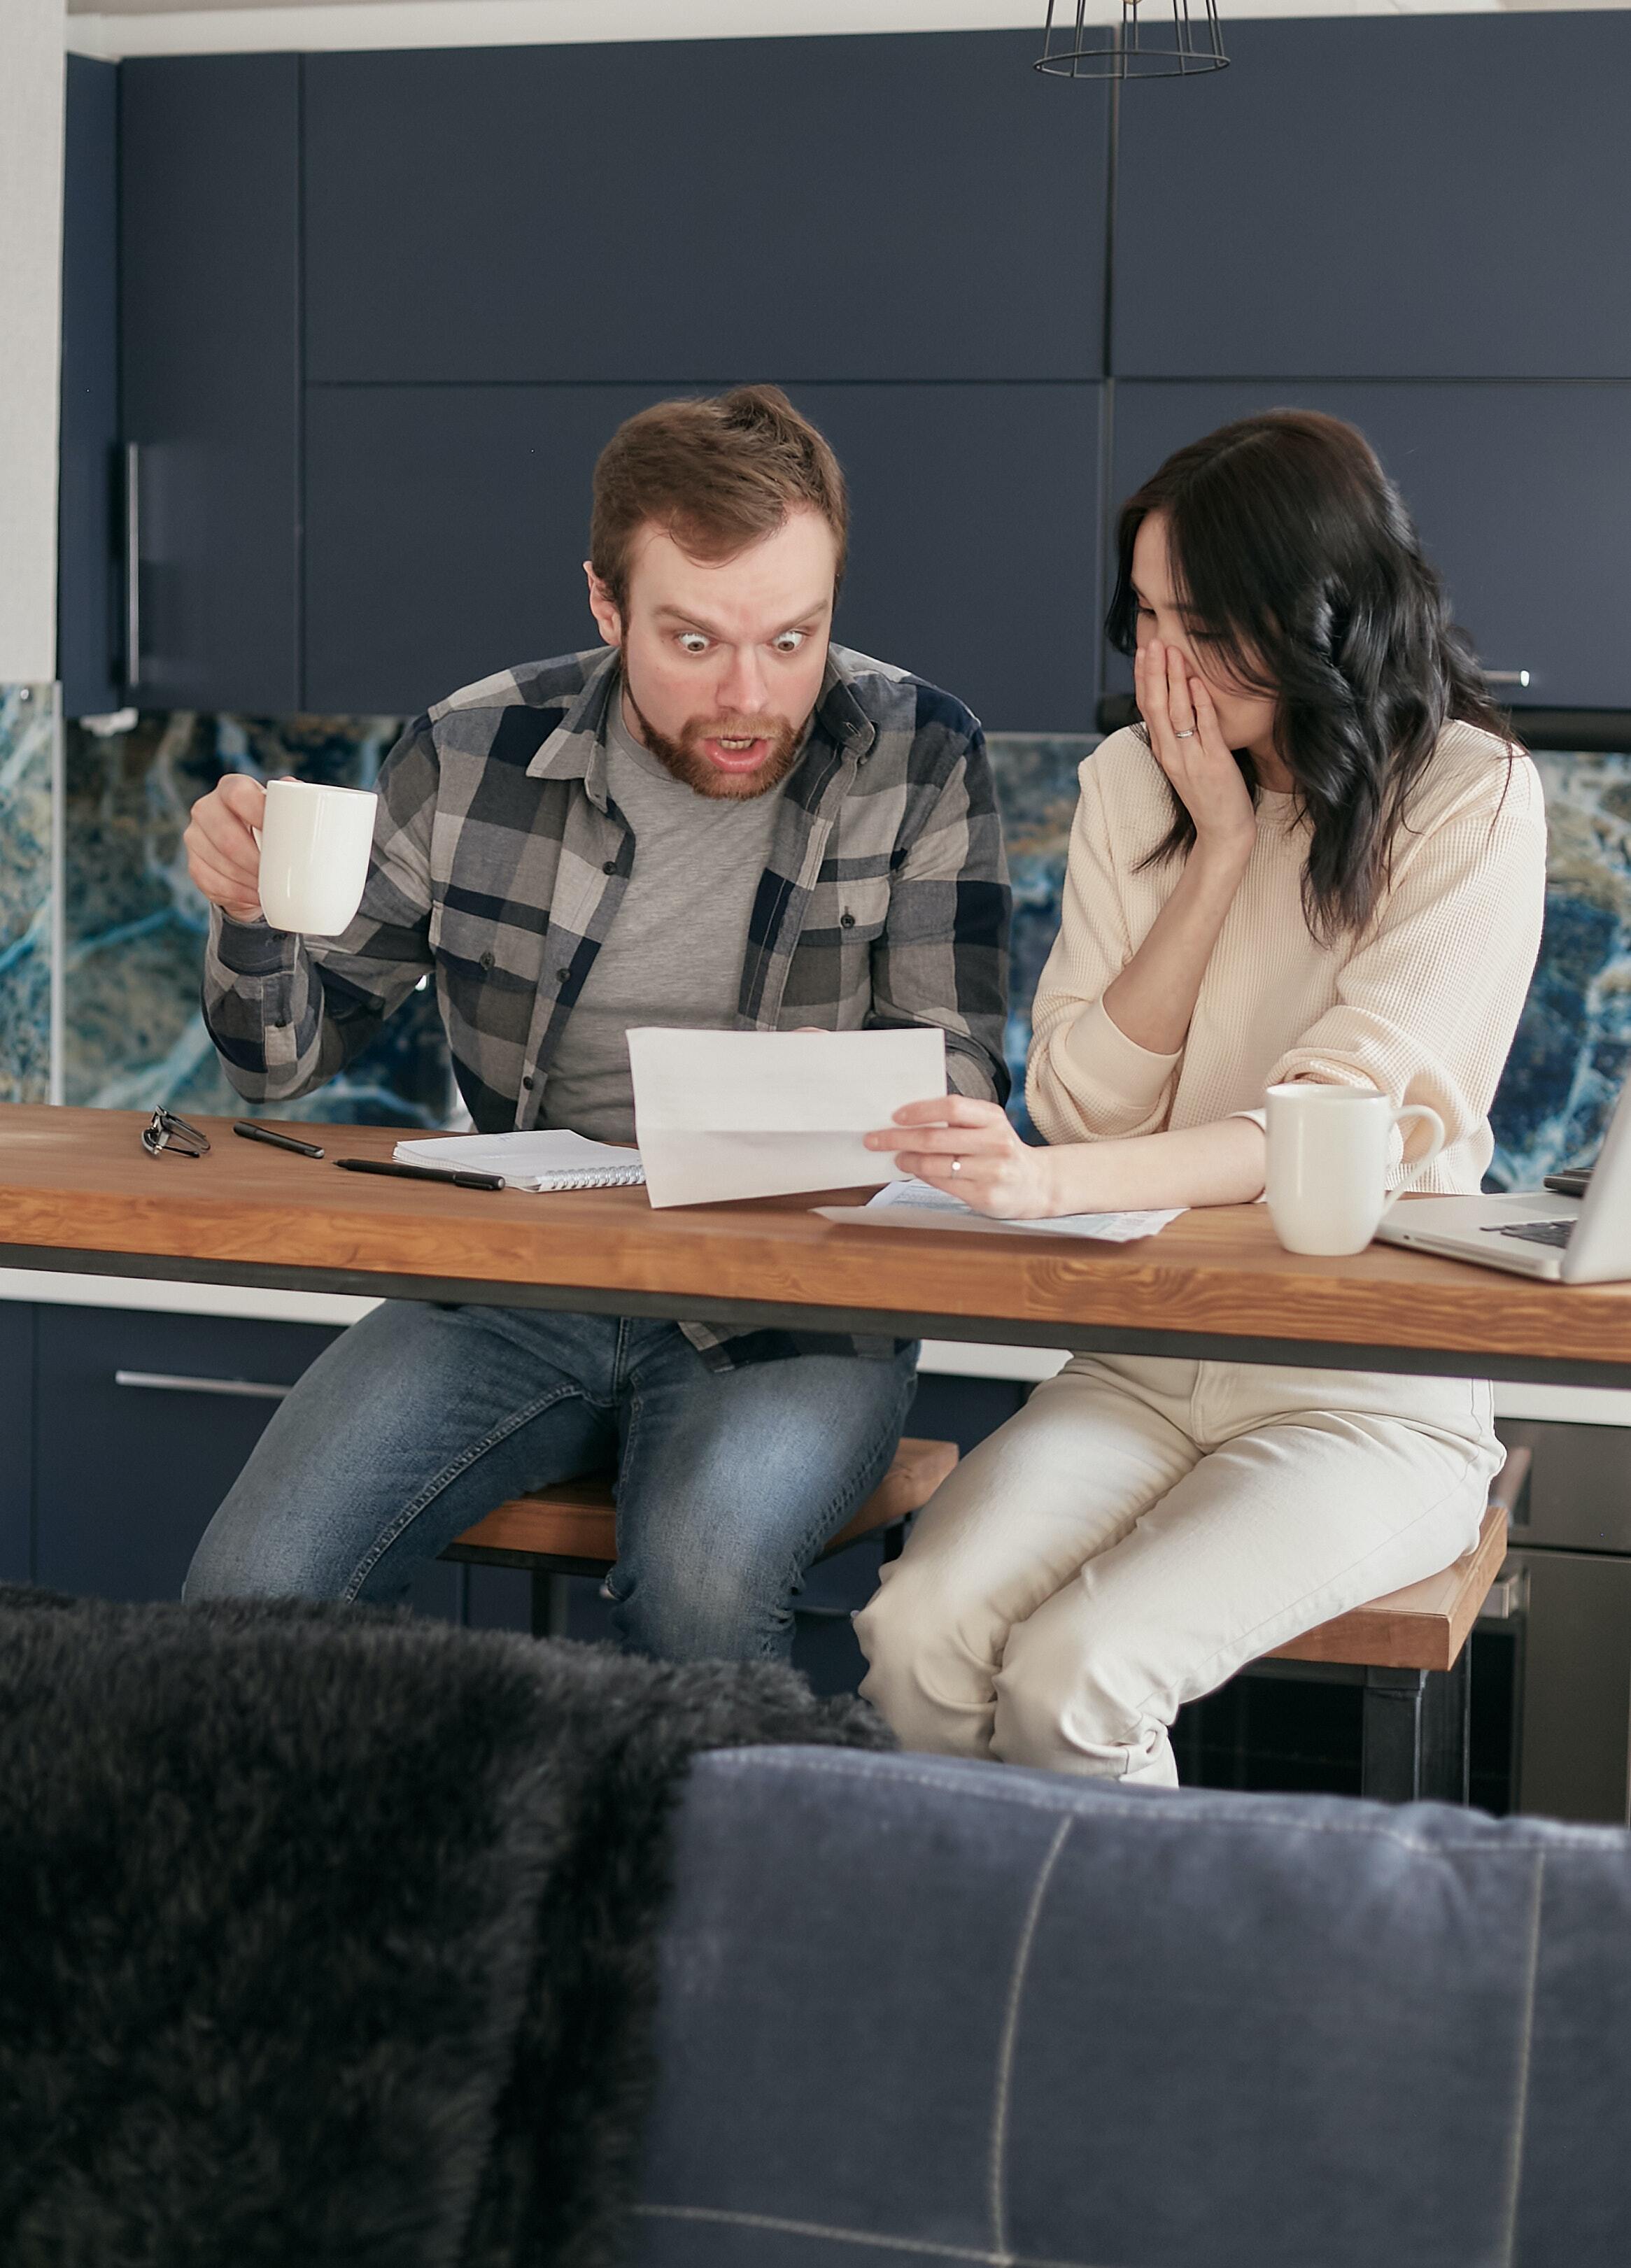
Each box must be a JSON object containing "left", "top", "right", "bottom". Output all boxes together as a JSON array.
[{"left": 183, "top": 385, "right": 1010, "bottom": 1659}]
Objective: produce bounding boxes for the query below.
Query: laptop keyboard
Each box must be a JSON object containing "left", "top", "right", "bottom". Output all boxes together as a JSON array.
[{"left": 1483, "top": 1219, "right": 1576, "bottom": 1249}]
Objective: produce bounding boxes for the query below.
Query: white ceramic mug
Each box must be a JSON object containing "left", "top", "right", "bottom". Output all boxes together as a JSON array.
[
  {"left": 1264, "top": 1082, "right": 1446, "bottom": 1256},
  {"left": 254, "top": 779, "right": 378, "bottom": 935}
]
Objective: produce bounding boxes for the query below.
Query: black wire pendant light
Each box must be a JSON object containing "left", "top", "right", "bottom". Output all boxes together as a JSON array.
[{"left": 1036, "top": 0, "right": 1229, "bottom": 81}]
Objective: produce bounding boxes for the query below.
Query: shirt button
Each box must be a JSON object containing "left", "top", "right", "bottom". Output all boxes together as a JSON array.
[
  {"left": 479, "top": 950, "right": 495, "bottom": 970},
  {"left": 521, "top": 1074, "right": 535, "bottom": 1091},
  {"left": 840, "top": 912, "right": 856, "bottom": 929},
  {"left": 556, "top": 968, "right": 570, "bottom": 985},
  {"left": 602, "top": 860, "right": 617, "bottom": 876}
]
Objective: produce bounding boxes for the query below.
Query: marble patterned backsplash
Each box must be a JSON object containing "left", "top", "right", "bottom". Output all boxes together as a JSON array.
[
  {"left": 0, "top": 685, "right": 57, "bottom": 1107},
  {"left": 64, "top": 710, "right": 456, "bottom": 1126},
  {"left": 1496, "top": 751, "right": 1631, "bottom": 1186},
  {"left": 44, "top": 711, "right": 1631, "bottom": 1186},
  {"left": 985, "top": 735, "right": 1631, "bottom": 1186}
]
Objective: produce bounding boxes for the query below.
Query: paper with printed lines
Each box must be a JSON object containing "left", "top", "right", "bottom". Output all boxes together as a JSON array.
[{"left": 819, "top": 1176, "right": 1184, "bottom": 1241}]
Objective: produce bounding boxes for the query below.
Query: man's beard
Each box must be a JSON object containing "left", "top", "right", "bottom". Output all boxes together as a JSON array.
[{"left": 623, "top": 690, "right": 803, "bottom": 802}]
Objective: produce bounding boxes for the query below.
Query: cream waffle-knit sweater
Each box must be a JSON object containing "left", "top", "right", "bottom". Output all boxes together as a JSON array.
[{"left": 1026, "top": 722, "right": 1547, "bottom": 1194}]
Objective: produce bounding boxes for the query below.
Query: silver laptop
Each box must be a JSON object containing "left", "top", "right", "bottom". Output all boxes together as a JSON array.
[{"left": 1377, "top": 1079, "right": 1631, "bottom": 1282}]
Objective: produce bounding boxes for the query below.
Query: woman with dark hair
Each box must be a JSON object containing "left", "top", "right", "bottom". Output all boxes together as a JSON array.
[{"left": 856, "top": 410, "right": 1546, "bottom": 1785}]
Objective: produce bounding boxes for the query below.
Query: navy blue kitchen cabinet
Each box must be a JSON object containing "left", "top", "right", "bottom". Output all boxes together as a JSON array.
[
  {"left": 0, "top": 1306, "right": 34, "bottom": 1585},
  {"left": 302, "top": 34, "right": 1110, "bottom": 386},
  {"left": 29, "top": 1307, "right": 456, "bottom": 1623},
  {"left": 1109, "top": 381, "right": 1631, "bottom": 711},
  {"left": 33, "top": 1307, "right": 343, "bottom": 1605},
  {"left": 58, "top": 56, "right": 121, "bottom": 719},
  {"left": 120, "top": 56, "right": 301, "bottom": 713},
  {"left": 803, "top": 382, "right": 1103, "bottom": 734},
  {"left": 305, "top": 379, "right": 1103, "bottom": 728},
  {"left": 75, "top": 17, "right": 1631, "bottom": 727},
  {"left": 1113, "top": 15, "right": 1631, "bottom": 380},
  {"left": 303, "top": 382, "right": 663, "bottom": 716}
]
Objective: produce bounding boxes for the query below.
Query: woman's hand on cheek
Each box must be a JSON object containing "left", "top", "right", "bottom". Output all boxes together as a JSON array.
[
  {"left": 863, "top": 1096, "right": 1061, "bottom": 1219},
  {"left": 1136, "top": 642, "right": 1257, "bottom": 860}
]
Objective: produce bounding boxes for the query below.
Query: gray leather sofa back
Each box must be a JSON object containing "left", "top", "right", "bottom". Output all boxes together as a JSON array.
[{"left": 633, "top": 1747, "right": 1631, "bottom": 2267}]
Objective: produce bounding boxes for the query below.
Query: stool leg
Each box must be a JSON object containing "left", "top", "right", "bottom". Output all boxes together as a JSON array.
[
  {"left": 1360, "top": 1667, "right": 1428, "bottom": 1803},
  {"left": 530, "top": 1571, "right": 572, "bottom": 1642},
  {"left": 1422, "top": 1649, "right": 1472, "bottom": 1806},
  {"left": 1360, "top": 1656, "right": 1473, "bottom": 1805}
]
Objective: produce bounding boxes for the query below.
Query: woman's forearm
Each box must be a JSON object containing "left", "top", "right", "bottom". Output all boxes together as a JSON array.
[
  {"left": 1100, "top": 837, "right": 1252, "bottom": 1057},
  {"left": 1040, "top": 1114, "right": 1267, "bottom": 1212},
  {"left": 873, "top": 1097, "right": 1266, "bottom": 1218}
]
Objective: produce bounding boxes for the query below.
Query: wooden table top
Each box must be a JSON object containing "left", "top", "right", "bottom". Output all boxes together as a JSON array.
[{"left": 0, "top": 1103, "right": 1626, "bottom": 1386}]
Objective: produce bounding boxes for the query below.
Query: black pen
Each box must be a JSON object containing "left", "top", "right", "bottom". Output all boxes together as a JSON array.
[
  {"left": 334, "top": 1156, "right": 507, "bottom": 1192},
  {"left": 234, "top": 1121, "right": 325, "bottom": 1159}
]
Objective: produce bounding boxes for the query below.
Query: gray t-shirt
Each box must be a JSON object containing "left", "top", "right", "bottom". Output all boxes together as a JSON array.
[{"left": 542, "top": 698, "right": 789, "bottom": 1143}]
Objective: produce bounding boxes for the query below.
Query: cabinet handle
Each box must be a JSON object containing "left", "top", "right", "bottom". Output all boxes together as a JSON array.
[
  {"left": 1478, "top": 1564, "right": 1530, "bottom": 1622},
  {"left": 124, "top": 441, "right": 141, "bottom": 689},
  {"left": 113, "top": 1370, "right": 290, "bottom": 1401},
  {"left": 1485, "top": 669, "right": 1532, "bottom": 688}
]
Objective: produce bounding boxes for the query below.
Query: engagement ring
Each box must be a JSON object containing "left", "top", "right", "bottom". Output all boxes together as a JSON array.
[
  {"left": 949, "top": 1158, "right": 961, "bottom": 1175},
  {"left": 1173, "top": 728, "right": 1196, "bottom": 739}
]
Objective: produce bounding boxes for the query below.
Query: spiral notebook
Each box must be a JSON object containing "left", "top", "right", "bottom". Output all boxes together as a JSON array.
[{"left": 391, "top": 1130, "right": 646, "bottom": 1192}]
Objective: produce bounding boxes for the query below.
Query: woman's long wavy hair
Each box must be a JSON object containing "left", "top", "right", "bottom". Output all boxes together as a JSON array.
[{"left": 1105, "top": 410, "right": 1513, "bottom": 942}]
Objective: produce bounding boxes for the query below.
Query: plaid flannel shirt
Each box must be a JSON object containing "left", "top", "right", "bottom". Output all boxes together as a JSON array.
[{"left": 204, "top": 642, "right": 1010, "bottom": 1369}]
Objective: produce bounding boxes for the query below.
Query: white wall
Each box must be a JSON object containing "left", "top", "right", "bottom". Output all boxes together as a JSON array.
[
  {"left": 66, "top": 3, "right": 1078, "bottom": 59},
  {"left": 66, "top": 1, "right": 1573, "bottom": 65},
  {"left": 0, "top": 0, "right": 66, "bottom": 686}
]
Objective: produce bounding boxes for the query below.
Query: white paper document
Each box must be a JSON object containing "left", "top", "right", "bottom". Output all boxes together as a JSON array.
[
  {"left": 817, "top": 1177, "right": 1185, "bottom": 1242},
  {"left": 627, "top": 1026, "right": 947, "bottom": 1209}
]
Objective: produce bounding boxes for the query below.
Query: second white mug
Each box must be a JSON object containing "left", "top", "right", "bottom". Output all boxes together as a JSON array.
[
  {"left": 1264, "top": 1082, "right": 1446, "bottom": 1256},
  {"left": 255, "top": 778, "right": 378, "bottom": 936}
]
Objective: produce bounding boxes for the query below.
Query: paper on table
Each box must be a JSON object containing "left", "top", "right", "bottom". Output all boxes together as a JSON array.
[
  {"left": 816, "top": 1176, "right": 1185, "bottom": 1242},
  {"left": 628, "top": 1026, "right": 946, "bottom": 1209}
]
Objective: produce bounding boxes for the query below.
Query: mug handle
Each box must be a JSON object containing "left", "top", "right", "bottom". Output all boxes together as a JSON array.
[{"left": 1378, "top": 1103, "right": 1446, "bottom": 1219}]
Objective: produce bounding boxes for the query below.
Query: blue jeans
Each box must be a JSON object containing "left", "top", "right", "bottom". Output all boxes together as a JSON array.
[{"left": 183, "top": 1303, "right": 918, "bottom": 1662}]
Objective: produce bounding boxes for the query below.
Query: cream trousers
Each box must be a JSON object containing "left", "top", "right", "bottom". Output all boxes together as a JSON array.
[{"left": 856, "top": 1356, "right": 1502, "bottom": 1787}]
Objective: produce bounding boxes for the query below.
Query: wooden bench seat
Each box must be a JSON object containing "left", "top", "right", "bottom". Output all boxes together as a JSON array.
[
  {"left": 448, "top": 1431, "right": 1527, "bottom": 1805},
  {"left": 442, "top": 1436, "right": 960, "bottom": 1633},
  {"left": 1273, "top": 1482, "right": 1516, "bottom": 1677},
  {"left": 1250, "top": 1446, "right": 1531, "bottom": 1803}
]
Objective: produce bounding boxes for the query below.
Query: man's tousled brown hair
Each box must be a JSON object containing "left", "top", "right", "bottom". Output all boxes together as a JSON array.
[{"left": 590, "top": 385, "right": 848, "bottom": 616}]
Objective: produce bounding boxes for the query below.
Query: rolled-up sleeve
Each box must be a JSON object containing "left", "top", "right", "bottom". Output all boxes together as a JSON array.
[
  {"left": 1261, "top": 761, "right": 1547, "bottom": 1179},
  {"left": 867, "top": 718, "right": 1012, "bottom": 1106},
  {"left": 1026, "top": 755, "right": 1182, "bottom": 1142},
  {"left": 201, "top": 720, "right": 439, "bottom": 1104}
]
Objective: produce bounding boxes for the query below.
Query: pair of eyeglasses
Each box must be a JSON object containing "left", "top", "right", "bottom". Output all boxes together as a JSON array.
[{"left": 141, "top": 1107, "right": 211, "bottom": 1159}]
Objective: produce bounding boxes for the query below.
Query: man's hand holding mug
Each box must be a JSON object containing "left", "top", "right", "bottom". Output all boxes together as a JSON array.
[
  {"left": 185, "top": 776, "right": 379, "bottom": 936},
  {"left": 185, "top": 775, "right": 267, "bottom": 924}
]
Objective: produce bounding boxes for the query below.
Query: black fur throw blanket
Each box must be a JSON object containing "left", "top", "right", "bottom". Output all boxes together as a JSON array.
[{"left": 0, "top": 1587, "right": 892, "bottom": 2268}]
